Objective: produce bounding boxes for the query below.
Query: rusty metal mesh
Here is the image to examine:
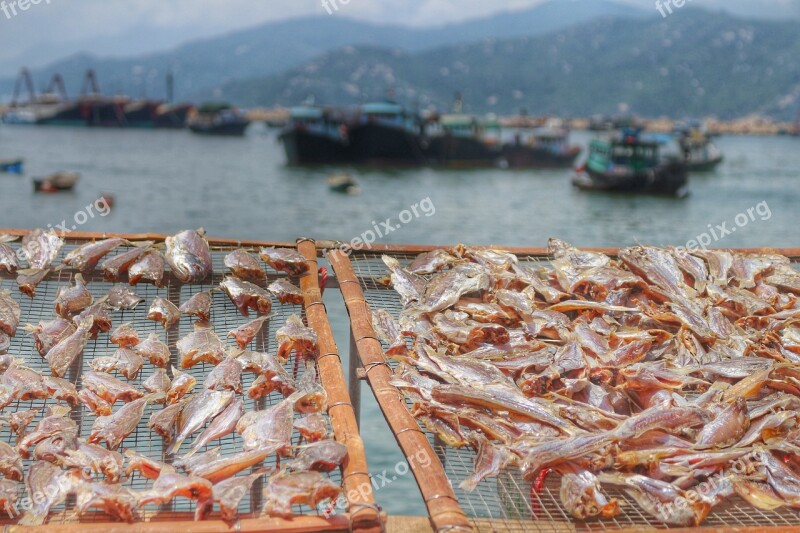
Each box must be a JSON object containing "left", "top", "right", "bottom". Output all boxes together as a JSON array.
[
  {"left": 0, "top": 239, "right": 341, "bottom": 525},
  {"left": 345, "top": 250, "right": 800, "bottom": 532}
]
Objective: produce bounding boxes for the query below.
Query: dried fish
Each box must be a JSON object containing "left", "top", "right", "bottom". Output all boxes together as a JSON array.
[
  {"left": 16, "top": 267, "right": 51, "bottom": 297},
  {"left": 106, "top": 285, "right": 144, "bottom": 310},
  {"left": 165, "top": 229, "right": 213, "bottom": 283},
  {"left": 236, "top": 395, "right": 295, "bottom": 453},
  {"left": 21, "top": 229, "right": 63, "bottom": 270},
  {"left": 177, "top": 325, "right": 225, "bottom": 368},
  {"left": 147, "top": 297, "right": 181, "bottom": 329},
  {"left": 179, "top": 290, "right": 213, "bottom": 322},
  {"left": 276, "top": 314, "right": 318, "bottom": 362},
  {"left": 54, "top": 273, "right": 93, "bottom": 318},
  {"left": 0, "top": 289, "right": 21, "bottom": 337},
  {"left": 148, "top": 400, "right": 186, "bottom": 446},
  {"left": 128, "top": 250, "right": 165, "bottom": 287},
  {"left": 110, "top": 322, "right": 140, "bottom": 348},
  {"left": 45, "top": 315, "right": 94, "bottom": 377},
  {"left": 100, "top": 243, "right": 152, "bottom": 281},
  {"left": 268, "top": 278, "right": 304, "bottom": 305},
  {"left": 135, "top": 332, "right": 171, "bottom": 367},
  {"left": 382, "top": 255, "right": 425, "bottom": 305},
  {"left": 83, "top": 371, "right": 144, "bottom": 404},
  {"left": 0, "top": 237, "right": 19, "bottom": 275},
  {"left": 294, "top": 413, "right": 328, "bottom": 443},
  {"left": 204, "top": 356, "right": 243, "bottom": 393},
  {"left": 202, "top": 471, "right": 262, "bottom": 521},
  {"left": 190, "top": 448, "right": 273, "bottom": 483},
  {"left": 262, "top": 471, "right": 341, "bottom": 518},
  {"left": 23, "top": 317, "right": 76, "bottom": 356},
  {"left": 259, "top": 247, "right": 309, "bottom": 276},
  {"left": 224, "top": 249, "right": 265, "bottom": 282},
  {"left": 220, "top": 276, "right": 272, "bottom": 317},
  {"left": 64, "top": 237, "right": 127, "bottom": 273},
  {"left": 167, "top": 389, "right": 234, "bottom": 455},
  {"left": 89, "top": 347, "right": 145, "bottom": 380},
  {"left": 19, "top": 461, "right": 74, "bottom": 525},
  {"left": 185, "top": 398, "right": 243, "bottom": 458},
  {"left": 137, "top": 465, "right": 212, "bottom": 509},
  {"left": 89, "top": 397, "right": 149, "bottom": 450},
  {"left": 228, "top": 316, "right": 269, "bottom": 349},
  {"left": 287, "top": 440, "right": 347, "bottom": 473},
  {"left": 167, "top": 366, "right": 196, "bottom": 403},
  {"left": 73, "top": 480, "right": 138, "bottom": 523},
  {"left": 143, "top": 368, "right": 171, "bottom": 396}
]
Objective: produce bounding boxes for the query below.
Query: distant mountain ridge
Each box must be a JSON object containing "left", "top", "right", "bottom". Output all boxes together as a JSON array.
[
  {"left": 217, "top": 9, "right": 800, "bottom": 120},
  {"left": 0, "top": 0, "right": 647, "bottom": 101}
]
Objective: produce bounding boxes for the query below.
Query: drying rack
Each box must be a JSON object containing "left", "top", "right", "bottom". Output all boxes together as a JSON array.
[
  {"left": 0, "top": 230, "right": 381, "bottom": 533},
  {"left": 327, "top": 242, "right": 800, "bottom": 533}
]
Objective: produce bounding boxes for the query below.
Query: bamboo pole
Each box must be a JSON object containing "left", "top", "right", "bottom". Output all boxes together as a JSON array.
[
  {"left": 327, "top": 250, "right": 473, "bottom": 533},
  {"left": 5, "top": 514, "right": 352, "bottom": 532},
  {"left": 297, "top": 239, "right": 384, "bottom": 533}
]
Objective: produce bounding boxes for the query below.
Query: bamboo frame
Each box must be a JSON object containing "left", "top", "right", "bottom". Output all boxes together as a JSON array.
[
  {"left": 0, "top": 229, "right": 375, "bottom": 533},
  {"left": 328, "top": 249, "right": 473, "bottom": 533},
  {"left": 297, "top": 239, "right": 384, "bottom": 533}
]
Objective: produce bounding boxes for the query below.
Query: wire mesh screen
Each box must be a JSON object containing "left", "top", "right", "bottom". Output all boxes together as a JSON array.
[
  {"left": 0, "top": 237, "right": 341, "bottom": 525},
  {"left": 346, "top": 249, "right": 800, "bottom": 533}
]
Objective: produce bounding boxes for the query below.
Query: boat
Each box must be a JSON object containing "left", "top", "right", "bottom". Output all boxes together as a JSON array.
[
  {"left": 425, "top": 114, "right": 502, "bottom": 167},
  {"left": 676, "top": 123, "right": 724, "bottom": 171},
  {"left": 153, "top": 103, "right": 194, "bottom": 129},
  {"left": 327, "top": 173, "right": 360, "bottom": 195},
  {"left": 33, "top": 172, "right": 80, "bottom": 193},
  {"left": 279, "top": 106, "right": 353, "bottom": 165},
  {"left": 501, "top": 125, "right": 581, "bottom": 169},
  {"left": 189, "top": 103, "right": 250, "bottom": 136},
  {"left": 572, "top": 129, "right": 689, "bottom": 197},
  {"left": 347, "top": 102, "right": 427, "bottom": 165},
  {"left": 0, "top": 159, "right": 23, "bottom": 174}
]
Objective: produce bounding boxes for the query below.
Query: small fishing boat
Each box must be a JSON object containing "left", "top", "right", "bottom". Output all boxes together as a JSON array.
[
  {"left": 189, "top": 103, "right": 250, "bottom": 136},
  {"left": 327, "top": 173, "right": 360, "bottom": 195},
  {"left": 572, "top": 129, "right": 688, "bottom": 197},
  {"left": 0, "top": 159, "right": 23, "bottom": 174},
  {"left": 33, "top": 172, "right": 80, "bottom": 193},
  {"left": 677, "top": 123, "right": 723, "bottom": 171},
  {"left": 501, "top": 126, "right": 581, "bottom": 169}
]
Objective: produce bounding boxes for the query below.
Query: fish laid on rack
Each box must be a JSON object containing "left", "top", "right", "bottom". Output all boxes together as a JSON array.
[
  {"left": 268, "top": 279, "right": 304, "bottom": 305},
  {"left": 199, "top": 471, "right": 262, "bottom": 521},
  {"left": 147, "top": 297, "right": 181, "bottom": 329},
  {"left": 184, "top": 398, "right": 243, "bottom": 458},
  {"left": 177, "top": 324, "right": 225, "bottom": 368},
  {"left": 165, "top": 229, "right": 213, "bottom": 283},
  {"left": 110, "top": 322, "right": 140, "bottom": 348},
  {"left": 220, "top": 276, "right": 272, "bottom": 317},
  {"left": 294, "top": 413, "right": 329, "bottom": 443},
  {"left": 224, "top": 249, "right": 266, "bottom": 283},
  {"left": 143, "top": 368, "right": 171, "bottom": 396},
  {"left": 0, "top": 290, "right": 20, "bottom": 337},
  {"left": 375, "top": 241, "right": 800, "bottom": 525},
  {"left": 106, "top": 285, "right": 144, "bottom": 310},
  {"left": 167, "top": 389, "right": 234, "bottom": 455},
  {"left": 54, "top": 273, "right": 93, "bottom": 318},
  {"left": 0, "top": 235, "right": 20, "bottom": 275},
  {"left": 180, "top": 290, "right": 213, "bottom": 322},
  {"left": 247, "top": 351, "right": 296, "bottom": 399},
  {"left": 89, "top": 347, "right": 145, "bottom": 380},
  {"left": 236, "top": 394, "right": 295, "bottom": 454},
  {"left": 276, "top": 315, "right": 318, "bottom": 362},
  {"left": 128, "top": 250, "right": 165, "bottom": 287},
  {"left": 286, "top": 440, "right": 347, "bottom": 472},
  {"left": 45, "top": 316, "right": 94, "bottom": 377},
  {"left": 78, "top": 299, "right": 113, "bottom": 338},
  {"left": 62, "top": 440, "right": 124, "bottom": 482},
  {"left": 16, "top": 229, "right": 63, "bottom": 297},
  {"left": 135, "top": 333, "right": 170, "bottom": 367},
  {"left": 259, "top": 247, "right": 309, "bottom": 276},
  {"left": 204, "top": 355, "right": 243, "bottom": 393},
  {"left": 63, "top": 237, "right": 128, "bottom": 273},
  {"left": 262, "top": 471, "right": 341, "bottom": 518},
  {"left": 228, "top": 316, "right": 270, "bottom": 349},
  {"left": 167, "top": 366, "right": 196, "bottom": 403},
  {"left": 19, "top": 461, "right": 75, "bottom": 525},
  {"left": 100, "top": 243, "right": 152, "bottom": 282},
  {"left": 148, "top": 400, "right": 186, "bottom": 446},
  {"left": 0, "top": 478, "right": 19, "bottom": 517},
  {"left": 89, "top": 397, "right": 150, "bottom": 450}
]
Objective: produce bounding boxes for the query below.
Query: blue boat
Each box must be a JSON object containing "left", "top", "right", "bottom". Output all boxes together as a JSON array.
[{"left": 0, "top": 159, "right": 23, "bottom": 174}]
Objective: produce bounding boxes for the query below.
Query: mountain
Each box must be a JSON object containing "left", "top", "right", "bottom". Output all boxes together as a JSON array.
[
  {"left": 0, "top": 0, "right": 647, "bottom": 102},
  {"left": 217, "top": 9, "right": 800, "bottom": 119}
]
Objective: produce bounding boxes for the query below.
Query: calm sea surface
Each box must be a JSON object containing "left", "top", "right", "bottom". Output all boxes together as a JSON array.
[{"left": 0, "top": 124, "right": 798, "bottom": 515}]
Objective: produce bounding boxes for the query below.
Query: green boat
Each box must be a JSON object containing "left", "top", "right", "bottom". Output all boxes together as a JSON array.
[{"left": 573, "top": 129, "right": 689, "bottom": 197}]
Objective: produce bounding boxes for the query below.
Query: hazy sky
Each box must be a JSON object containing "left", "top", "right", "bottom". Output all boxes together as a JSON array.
[{"left": 0, "top": 0, "right": 798, "bottom": 70}]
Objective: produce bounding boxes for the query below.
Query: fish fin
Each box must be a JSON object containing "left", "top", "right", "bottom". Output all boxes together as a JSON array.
[{"left": 0, "top": 235, "right": 19, "bottom": 244}]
